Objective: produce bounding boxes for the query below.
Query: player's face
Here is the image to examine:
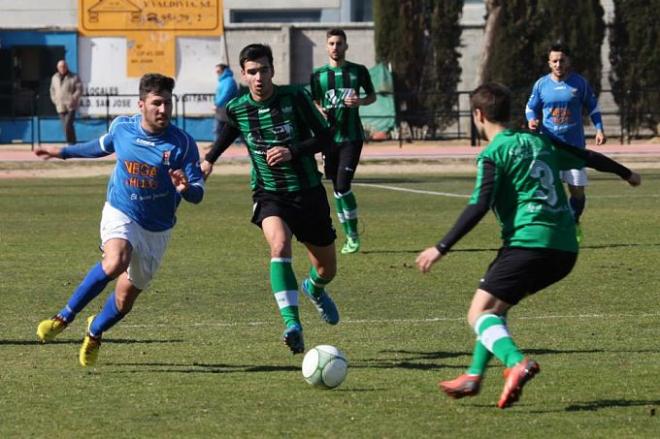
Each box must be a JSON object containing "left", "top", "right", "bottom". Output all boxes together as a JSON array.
[
  {"left": 139, "top": 91, "right": 173, "bottom": 133},
  {"left": 548, "top": 51, "right": 570, "bottom": 79},
  {"left": 327, "top": 36, "right": 347, "bottom": 62},
  {"left": 241, "top": 57, "right": 274, "bottom": 101}
]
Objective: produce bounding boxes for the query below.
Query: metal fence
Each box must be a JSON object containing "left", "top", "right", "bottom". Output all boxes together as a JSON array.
[{"left": 1, "top": 89, "right": 657, "bottom": 148}]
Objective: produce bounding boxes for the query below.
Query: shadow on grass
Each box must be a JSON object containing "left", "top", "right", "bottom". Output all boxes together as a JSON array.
[
  {"left": 362, "top": 242, "right": 660, "bottom": 255},
  {"left": 105, "top": 362, "right": 299, "bottom": 374},
  {"left": 0, "top": 338, "right": 184, "bottom": 346},
  {"left": 565, "top": 399, "right": 660, "bottom": 412}
]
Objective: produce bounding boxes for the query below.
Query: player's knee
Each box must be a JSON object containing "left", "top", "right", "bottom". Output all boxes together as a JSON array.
[
  {"left": 269, "top": 241, "right": 291, "bottom": 259},
  {"left": 101, "top": 255, "right": 130, "bottom": 278},
  {"left": 316, "top": 264, "right": 336, "bottom": 281},
  {"left": 334, "top": 183, "right": 352, "bottom": 195}
]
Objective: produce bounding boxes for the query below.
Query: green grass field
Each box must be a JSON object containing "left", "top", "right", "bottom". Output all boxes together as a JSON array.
[{"left": 1, "top": 169, "right": 658, "bottom": 437}]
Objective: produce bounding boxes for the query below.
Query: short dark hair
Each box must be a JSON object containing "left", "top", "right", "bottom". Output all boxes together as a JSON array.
[
  {"left": 216, "top": 63, "right": 229, "bottom": 69},
  {"left": 326, "top": 28, "right": 347, "bottom": 41},
  {"left": 239, "top": 44, "right": 273, "bottom": 69},
  {"left": 470, "top": 83, "right": 511, "bottom": 124},
  {"left": 549, "top": 41, "right": 570, "bottom": 57},
  {"left": 139, "top": 73, "right": 175, "bottom": 100}
]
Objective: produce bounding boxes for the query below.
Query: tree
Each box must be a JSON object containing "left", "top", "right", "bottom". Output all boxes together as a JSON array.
[
  {"left": 479, "top": 0, "right": 605, "bottom": 127},
  {"left": 609, "top": 0, "right": 660, "bottom": 137},
  {"left": 374, "top": 0, "right": 463, "bottom": 136}
]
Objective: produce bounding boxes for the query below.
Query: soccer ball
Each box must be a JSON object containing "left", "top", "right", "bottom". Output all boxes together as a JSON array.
[{"left": 302, "top": 345, "right": 348, "bottom": 389}]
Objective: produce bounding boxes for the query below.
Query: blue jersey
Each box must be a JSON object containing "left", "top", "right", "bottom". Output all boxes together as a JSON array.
[
  {"left": 525, "top": 72, "right": 603, "bottom": 148},
  {"left": 62, "top": 115, "right": 204, "bottom": 231}
]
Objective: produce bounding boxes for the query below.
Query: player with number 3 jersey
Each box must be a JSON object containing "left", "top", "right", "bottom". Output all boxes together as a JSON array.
[{"left": 416, "top": 83, "right": 640, "bottom": 409}]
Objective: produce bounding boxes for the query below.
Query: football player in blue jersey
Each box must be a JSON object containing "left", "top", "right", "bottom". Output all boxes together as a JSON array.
[
  {"left": 34, "top": 73, "right": 205, "bottom": 367},
  {"left": 525, "top": 42, "right": 606, "bottom": 243}
]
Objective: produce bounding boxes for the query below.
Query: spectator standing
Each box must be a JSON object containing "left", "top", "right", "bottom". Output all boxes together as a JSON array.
[
  {"left": 214, "top": 63, "right": 238, "bottom": 142},
  {"left": 50, "top": 60, "right": 83, "bottom": 144}
]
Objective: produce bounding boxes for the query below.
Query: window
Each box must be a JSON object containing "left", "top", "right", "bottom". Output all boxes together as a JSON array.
[{"left": 231, "top": 9, "right": 322, "bottom": 23}]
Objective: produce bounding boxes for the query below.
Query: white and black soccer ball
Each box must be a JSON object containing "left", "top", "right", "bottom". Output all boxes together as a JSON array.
[{"left": 302, "top": 345, "right": 348, "bottom": 389}]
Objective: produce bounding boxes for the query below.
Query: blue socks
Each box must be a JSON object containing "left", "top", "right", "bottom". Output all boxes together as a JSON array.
[
  {"left": 89, "top": 292, "right": 126, "bottom": 338},
  {"left": 58, "top": 262, "right": 112, "bottom": 322}
]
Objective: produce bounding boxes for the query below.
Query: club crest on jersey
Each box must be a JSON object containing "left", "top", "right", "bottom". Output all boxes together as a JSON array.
[{"left": 162, "top": 151, "right": 171, "bottom": 166}]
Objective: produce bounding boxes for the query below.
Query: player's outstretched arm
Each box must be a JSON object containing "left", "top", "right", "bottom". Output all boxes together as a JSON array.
[
  {"left": 553, "top": 139, "right": 641, "bottom": 186},
  {"left": 34, "top": 146, "right": 64, "bottom": 160},
  {"left": 36, "top": 139, "right": 112, "bottom": 160},
  {"left": 203, "top": 124, "right": 241, "bottom": 179},
  {"left": 417, "top": 159, "right": 495, "bottom": 273}
]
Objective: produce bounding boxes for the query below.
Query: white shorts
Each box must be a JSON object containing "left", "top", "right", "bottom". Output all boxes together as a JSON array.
[
  {"left": 560, "top": 168, "right": 588, "bottom": 187},
  {"left": 99, "top": 203, "right": 171, "bottom": 290}
]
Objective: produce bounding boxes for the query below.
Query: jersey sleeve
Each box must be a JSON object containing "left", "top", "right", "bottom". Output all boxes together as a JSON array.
[
  {"left": 178, "top": 133, "right": 205, "bottom": 204},
  {"left": 435, "top": 157, "right": 495, "bottom": 253},
  {"left": 525, "top": 80, "right": 542, "bottom": 121},
  {"left": 289, "top": 89, "right": 332, "bottom": 158},
  {"left": 205, "top": 100, "right": 241, "bottom": 163},
  {"left": 359, "top": 65, "right": 375, "bottom": 96},
  {"left": 61, "top": 124, "right": 116, "bottom": 159},
  {"left": 581, "top": 78, "right": 604, "bottom": 131}
]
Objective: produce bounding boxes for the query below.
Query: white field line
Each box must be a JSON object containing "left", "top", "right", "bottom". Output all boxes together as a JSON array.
[
  {"left": 353, "top": 182, "right": 658, "bottom": 198},
  {"left": 122, "top": 312, "right": 660, "bottom": 329}
]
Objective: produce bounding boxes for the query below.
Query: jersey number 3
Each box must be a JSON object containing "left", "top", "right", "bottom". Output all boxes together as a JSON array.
[{"left": 530, "top": 160, "right": 558, "bottom": 206}]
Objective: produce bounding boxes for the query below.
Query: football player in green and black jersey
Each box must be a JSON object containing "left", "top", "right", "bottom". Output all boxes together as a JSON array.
[
  {"left": 310, "top": 28, "right": 376, "bottom": 254},
  {"left": 202, "top": 44, "right": 339, "bottom": 355},
  {"left": 416, "top": 83, "right": 641, "bottom": 409}
]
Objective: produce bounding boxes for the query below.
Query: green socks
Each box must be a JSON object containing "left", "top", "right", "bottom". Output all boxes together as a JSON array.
[
  {"left": 306, "top": 266, "right": 332, "bottom": 297},
  {"left": 270, "top": 258, "right": 300, "bottom": 328},
  {"left": 334, "top": 191, "right": 358, "bottom": 239},
  {"left": 466, "top": 337, "right": 494, "bottom": 376},
  {"left": 474, "top": 313, "right": 524, "bottom": 368}
]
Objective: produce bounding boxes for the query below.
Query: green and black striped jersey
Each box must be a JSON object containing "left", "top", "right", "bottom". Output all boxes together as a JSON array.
[
  {"left": 310, "top": 61, "right": 375, "bottom": 143},
  {"left": 225, "top": 85, "right": 328, "bottom": 192}
]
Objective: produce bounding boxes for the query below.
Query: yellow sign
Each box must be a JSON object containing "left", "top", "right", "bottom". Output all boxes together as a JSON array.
[
  {"left": 80, "top": 0, "right": 223, "bottom": 34},
  {"left": 126, "top": 31, "right": 176, "bottom": 77},
  {"left": 79, "top": 0, "right": 223, "bottom": 77}
]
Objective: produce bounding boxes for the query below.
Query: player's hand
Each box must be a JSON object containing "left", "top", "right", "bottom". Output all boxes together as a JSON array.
[
  {"left": 627, "top": 171, "right": 641, "bottom": 187},
  {"left": 34, "top": 147, "right": 63, "bottom": 160},
  {"left": 266, "top": 146, "right": 292, "bottom": 166},
  {"left": 201, "top": 160, "right": 214, "bottom": 180},
  {"left": 169, "top": 169, "right": 189, "bottom": 193},
  {"left": 595, "top": 130, "right": 607, "bottom": 145},
  {"left": 343, "top": 93, "right": 360, "bottom": 108},
  {"left": 528, "top": 119, "right": 539, "bottom": 131},
  {"left": 416, "top": 246, "right": 443, "bottom": 273}
]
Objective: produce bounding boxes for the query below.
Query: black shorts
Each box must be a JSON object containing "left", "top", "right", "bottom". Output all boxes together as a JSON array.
[
  {"left": 479, "top": 247, "right": 578, "bottom": 305},
  {"left": 323, "top": 140, "right": 363, "bottom": 182},
  {"left": 251, "top": 185, "right": 336, "bottom": 247}
]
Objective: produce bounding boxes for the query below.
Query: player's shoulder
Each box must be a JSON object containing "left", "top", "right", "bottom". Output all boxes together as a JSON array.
[
  {"left": 226, "top": 92, "right": 250, "bottom": 110},
  {"left": 109, "top": 114, "right": 139, "bottom": 132},
  {"left": 534, "top": 74, "right": 552, "bottom": 87},
  {"left": 346, "top": 60, "right": 368, "bottom": 70},
  {"left": 312, "top": 64, "right": 331, "bottom": 75},
  {"left": 566, "top": 72, "right": 590, "bottom": 87},
  {"left": 278, "top": 84, "right": 312, "bottom": 99}
]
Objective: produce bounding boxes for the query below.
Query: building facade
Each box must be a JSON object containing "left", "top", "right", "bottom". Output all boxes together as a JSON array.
[{"left": 0, "top": 1, "right": 616, "bottom": 143}]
